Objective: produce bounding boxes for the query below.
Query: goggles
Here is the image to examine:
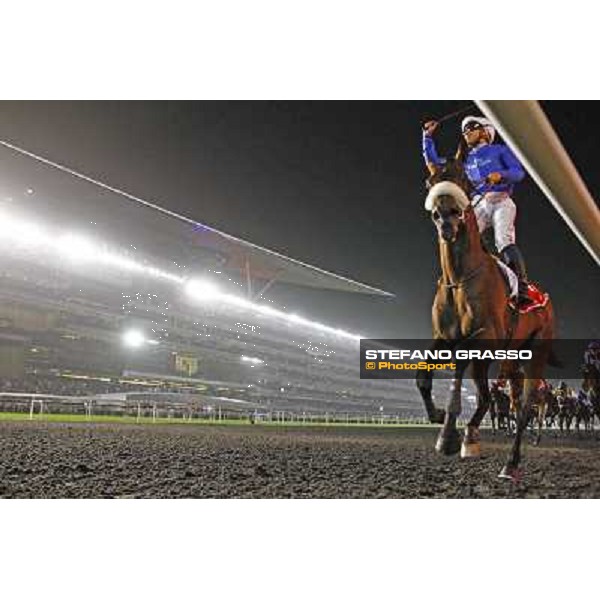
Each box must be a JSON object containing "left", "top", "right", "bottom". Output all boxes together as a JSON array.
[{"left": 462, "top": 122, "right": 484, "bottom": 134}]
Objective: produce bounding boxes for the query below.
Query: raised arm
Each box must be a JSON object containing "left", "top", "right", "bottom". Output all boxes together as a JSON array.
[{"left": 422, "top": 120, "right": 445, "bottom": 175}]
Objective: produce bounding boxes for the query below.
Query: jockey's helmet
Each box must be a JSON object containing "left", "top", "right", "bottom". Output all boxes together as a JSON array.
[{"left": 461, "top": 116, "right": 496, "bottom": 143}]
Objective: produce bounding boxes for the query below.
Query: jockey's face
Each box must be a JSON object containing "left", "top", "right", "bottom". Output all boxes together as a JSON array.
[
  {"left": 463, "top": 124, "right": 489, "bottom": 147},
  {"left": 431, "top": 196, "right": 465, "bottom": 243}
]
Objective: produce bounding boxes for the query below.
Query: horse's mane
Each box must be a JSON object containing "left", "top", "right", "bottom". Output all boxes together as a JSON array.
[
  {"left": 426, "top": 158, "right": 473, "bottom": 197},
  {"left": 425, "top": 159, "right": 498, "bottom": 255}
]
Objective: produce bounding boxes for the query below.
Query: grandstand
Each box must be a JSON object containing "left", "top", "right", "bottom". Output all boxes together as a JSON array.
[{"left": 0, "top": 142, "right": 436, "bottom": 423}]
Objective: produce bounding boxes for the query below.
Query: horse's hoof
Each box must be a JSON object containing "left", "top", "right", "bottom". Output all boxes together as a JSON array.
[
  {"left": 428, "top": 408, "right": 446, "bottom": 425},
  {"left": 461, "top": 441, "right": 481, "bottom": 458},
  {"left": 498, "top": 466, "right": 522, "bottom": 483},
  {"left": 435, "top": 429, "right": 461, "bottom": 456},
  {"left": 461, "top": 426, "right": 481, "bottom": 458}
]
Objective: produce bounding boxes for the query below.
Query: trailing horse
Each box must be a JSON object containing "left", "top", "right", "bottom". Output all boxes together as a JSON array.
[
  {"left": 582, "top": 363, "right": 600, "bottom": 424},
  {"left": 574, "top": 395, "right": 593, "bottom": 435},
  {"left": 416, "top": 160, "right": 558, "bottom": 482},
  {"left": 489, "top": 382, "right": 512, "bottom": 435}
]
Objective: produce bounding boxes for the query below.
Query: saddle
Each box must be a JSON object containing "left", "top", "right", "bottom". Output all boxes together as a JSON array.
[{"left": 508, "top": 282, "right": 549, "bottom": 314}]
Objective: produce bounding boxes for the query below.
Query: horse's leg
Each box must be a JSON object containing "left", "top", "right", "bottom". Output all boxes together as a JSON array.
[
  {"left": 534, "top": 398, "right": 544, "bottom": 446},
  {"left": 499, "top": 384, "right": 533, "bottom": 481},
  {"left": 462, "top": 360, "right": 491, "bottom": 458},
  {"left": 416, "top": 338, "right": 447, "bottom": 424},
  {"left": 559, "top": 412, "right": 565, "bottom": 436},
  {"left": 587, "top": 410, "right": 592, "bottom": 434},
  {"left": 499, "top": 352, "right": 546, "bottom": 482},
  {"left": 435, "top": 358, "right": 470, "bottom": 455}
]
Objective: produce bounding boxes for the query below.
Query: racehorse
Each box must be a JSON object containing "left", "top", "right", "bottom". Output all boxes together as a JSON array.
[
  {"left": 543, "top": 385, "right": 559, "bottom": 430},
  {"left": 556, "top": 386, "right": 575, "bottom": 436},
  {"left": 490, "top": 382, "right": 512, "bottom": 434},
  {"left": 574, "top": 393, "right": 593, "bottom": 435},
  {"left": 582, "top": 363, "right": 600, "bottom": 424},
  {"left": 499, "top": 361, "right": 548, "bottom": 445},
  {"left": 416, "top": 159, "right": 558, "bottom": 482}
]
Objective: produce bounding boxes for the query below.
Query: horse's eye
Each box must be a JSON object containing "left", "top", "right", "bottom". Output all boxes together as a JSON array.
[{"left": 432, "top": 211, "right": 441, "bottom": 221}]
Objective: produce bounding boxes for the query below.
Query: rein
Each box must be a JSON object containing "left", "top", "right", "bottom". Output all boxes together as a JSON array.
[
  {"left": 439, "top": 212, "right": 485, "bottom": 289},
  {"left": 440, "top": 261, "right": 485, "bottom": 289}
]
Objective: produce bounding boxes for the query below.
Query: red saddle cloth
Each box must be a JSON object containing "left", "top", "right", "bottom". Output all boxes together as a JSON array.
[{"left": 508, "top": 283, "right": 550, "bottom": 314}]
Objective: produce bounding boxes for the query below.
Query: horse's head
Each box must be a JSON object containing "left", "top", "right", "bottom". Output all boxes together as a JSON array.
[
  {"left": 426, "top": 158, "right": 472, "bottom": 194},
  {"left": 424, "top": 159, "right": 474, "bottom": 244}
]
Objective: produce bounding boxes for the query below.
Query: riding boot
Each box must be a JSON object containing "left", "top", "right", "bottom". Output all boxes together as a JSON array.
[{"left": 501, "top": 244, "right": 530, "bottom": 305}]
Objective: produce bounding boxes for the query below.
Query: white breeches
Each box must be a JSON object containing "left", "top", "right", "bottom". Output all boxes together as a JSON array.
[{"left": 473, "top": 192, "right": 516, "bottom": 253}]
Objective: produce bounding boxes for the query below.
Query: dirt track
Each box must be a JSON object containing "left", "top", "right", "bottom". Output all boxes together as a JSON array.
[{"left": 1, "top": 421, "right": 599, "bottom": 498}]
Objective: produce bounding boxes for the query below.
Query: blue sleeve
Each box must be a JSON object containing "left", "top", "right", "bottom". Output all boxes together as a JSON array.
[
  {"left": 498, "top": 145, "right": 525, "bottom": 183},
  {"left": 422, "top": 133, "right": 444, "bottom": 167}
]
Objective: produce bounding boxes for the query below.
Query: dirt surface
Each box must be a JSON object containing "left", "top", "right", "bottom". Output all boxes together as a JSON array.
[{"left": 1, "top": 421, "right": 599, "bottom": 498}]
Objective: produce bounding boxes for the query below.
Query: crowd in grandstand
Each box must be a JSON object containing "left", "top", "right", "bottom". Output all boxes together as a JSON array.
[{"left": 0, "top": 375, "right": 155, "bottom": 397}]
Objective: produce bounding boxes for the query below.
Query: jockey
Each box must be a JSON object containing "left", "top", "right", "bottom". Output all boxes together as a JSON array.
[
  {"left": 422, "top": 116, "right": 530, "bottom": 304},
  {"left": 584, "top": 340, "right": 600, "bottom": 370},
  {"left": 578, "top": 387, "right": 591, "bottom": 408}
]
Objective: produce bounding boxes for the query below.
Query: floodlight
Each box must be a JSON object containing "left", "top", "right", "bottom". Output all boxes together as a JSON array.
[
  {"left": 123, "top": 329, "right": 145, "bottom": 348},
  {"left": 56, "top": 233, "right": 96, "bottom": 262},
  {"left": 241, "top": 355, "right": 263, "bottom": 365},
  {"left": 184, "top": 279, "right": 221, "bottom": 300}
]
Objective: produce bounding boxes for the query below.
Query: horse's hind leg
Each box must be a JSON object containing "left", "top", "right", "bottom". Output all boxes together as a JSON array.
[
  {"left": 462, "top": 360, "right": 491, "bottom": 458},
  {"left": 499, "top": 351, "right": 546, "bottom": 482},
  {"left": 499, "top": 384, "right": 533, "bottom": 482},
  {"left": 416, "top": 339, "right": 447, "bottom": 424}
]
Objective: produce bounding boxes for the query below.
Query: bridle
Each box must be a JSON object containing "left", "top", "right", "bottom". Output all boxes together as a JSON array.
[{"left": 436, "top": 203, "right": 484, "bottom": 289}]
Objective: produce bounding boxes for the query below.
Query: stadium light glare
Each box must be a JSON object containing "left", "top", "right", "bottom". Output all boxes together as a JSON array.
[
  {"left": 102, "top": 252, "right": 184, "bottom": 284},
  {"left": 184, "top": 279, "right": 221, "bottom": 301},
  {"left": 0, "top": 207, "right": 365, "bottom": 342},
  {"left": 0, "top": 210, "right": 47, "bottom": 247},
  {"left": 122, "top": 329, "right": 145, "bottom": 348},
  {"left": 241, "top": 355, "right": 264, "bottom": 365},
  {"left": 253, "top": 303, "right": 280, "bottom": 317},
  {"left": 56, "top": 233, "right": 97, "bottom": 262},
  {"left": 14, "top": 221, "right": 45, "bottom": 246}
]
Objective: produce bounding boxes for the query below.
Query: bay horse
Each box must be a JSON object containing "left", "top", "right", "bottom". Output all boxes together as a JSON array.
[
  {"left": 543, "top": 384, "right": 559, "bottom": 430},
  {"left": 489, "top": 381, "right": 512, "bottom": 434},
  {"left": 500, "top": 362, "right": 552, "bottom": 445},
  {"left": 582, "top": 363, "right": 600, "bottom": 424},
  {"left": 557, "top": 386, "right": 575, "bottom": 435},
  {"left": 574, "top": 392, "right": 593, "bottom": 434},
  {"left": 416, "top": 159, "right": 558, "bottom": 482}
]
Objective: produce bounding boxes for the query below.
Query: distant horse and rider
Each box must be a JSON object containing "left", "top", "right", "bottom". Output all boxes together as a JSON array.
[
  {"left": 416, "top": 115, "right": 559, "bottom": 482},
  {"left": 489, "top": 379, "right": 512, "bottom": 435},
  {"left": 489, "top": 377, "right": 594, "bottom": 440},
  {"left": 582, "top": 342, "right": 600, "bottom": 423}
]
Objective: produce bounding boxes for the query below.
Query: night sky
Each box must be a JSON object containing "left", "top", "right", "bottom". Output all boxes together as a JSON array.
[{"left": 0, "top": 101, "right": 597, "bottom": 339}]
